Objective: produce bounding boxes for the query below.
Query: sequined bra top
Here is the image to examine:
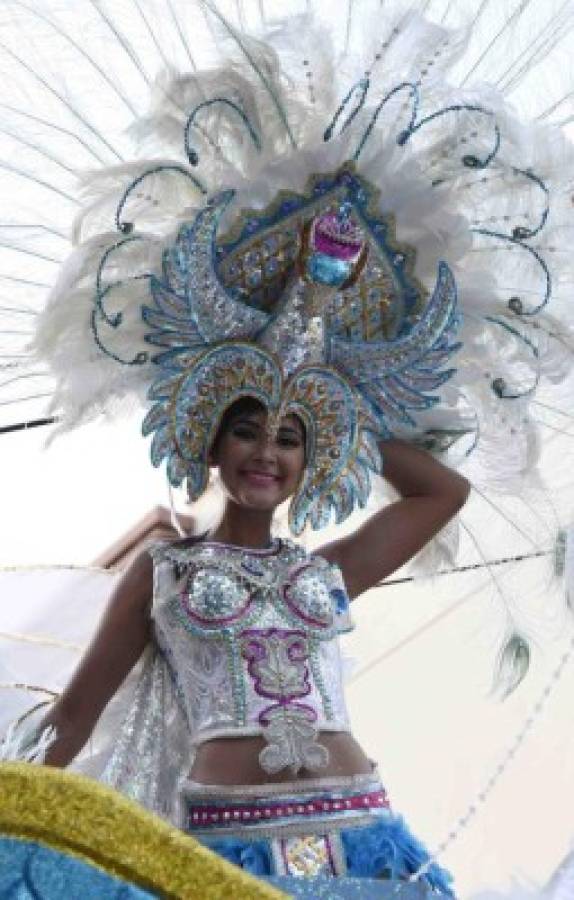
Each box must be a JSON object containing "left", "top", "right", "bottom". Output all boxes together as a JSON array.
[{"left": 149, "top": 538, "right": 354, "bottom": 775}]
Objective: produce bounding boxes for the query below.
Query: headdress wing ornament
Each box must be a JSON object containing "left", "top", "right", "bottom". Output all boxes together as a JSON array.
[
  {"left": 155, "top": 190, "right": 270, "bottom": 343},
  {"left": 141, "top": 167, "right": 460, "bottom": 533}
]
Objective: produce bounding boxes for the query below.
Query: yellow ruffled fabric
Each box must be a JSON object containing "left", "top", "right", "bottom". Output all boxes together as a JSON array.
[{"left": 0, "top": 763, "right": 285, "bottom": 899}]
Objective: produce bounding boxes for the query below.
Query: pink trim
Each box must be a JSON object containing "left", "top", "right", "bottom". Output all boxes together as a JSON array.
[{"left": 186, "top": 789, "right": 389, "bottom": 827}]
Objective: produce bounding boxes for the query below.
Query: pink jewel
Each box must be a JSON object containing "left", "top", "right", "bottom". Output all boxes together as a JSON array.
[
  {"left": 210, "top": 813, "right": 218, "bottom": 821},
  {"left": 192, "top": 813, "right": 199, "bottom": 821},
  {"left": 254, "top": 811, "right": 261, "bottom": 818},
  {"left": 333, "top": 802, "right": 342, "bottom": 809},
  {"left": 296, "top": 805, "right": 305, "bottom": 813},
  {"left": 233, "top": 811, "right": 241, "bottom": 819},
  {"left": 223, "top": 812, "right": 231, "bottom": 820},
  {"left": 345, "top": 800, "right": 352, "bottom": 807},
  {"left": 286, "top": 807, "right": 294, "bottom": 815},
  {"left": 322, "top": 803, "right": 329, "bottom": 811},
  {"left": 264, "top": 809, "right": 271, "bottom": 817},
  {"left": 313, "top": 210, "right": 363, "bottom": 261},
  {"left": 307, "top": 804, "right": 315, "bottom": 812}
]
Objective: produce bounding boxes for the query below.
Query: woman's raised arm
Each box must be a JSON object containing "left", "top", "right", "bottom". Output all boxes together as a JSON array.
[
  {"left": 39, "top": 549, "right": 153, "bottom": 767},
  {"left": 317, "top": 439, "right": 470, "bottom": 599}
]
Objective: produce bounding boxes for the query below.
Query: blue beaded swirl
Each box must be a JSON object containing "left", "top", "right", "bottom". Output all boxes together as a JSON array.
[
  {"left": 202, "top": 1, "right": 297, "bottom": 150},
  {"left": 510, "top": 167, "right": 550, "bottom": 239},
  {"left": 115, "top": 164, "right": 207, "bottom": 233},
  {"left": 472, "top": 227, "right": 551, "bottom": 316},
  {"left": 353, "top": 81, "right": 419, "bottom": 162},
  {"left": 323, "top": 77, "right": 371, "bottom": 142},
  {"left": 484, "top": 315, "right": 540, "bottom": 399},
  {"left": 95, "top": 236, "right": 148, "bottom": 326},
  {"left": 398, "top": 103, "right": 501, "bottom": 171},
  {"left": 91, "top": 235, "right": 151, "bottom": 366},
  {"left": 184, "top": 98, "right": 262, "bottom": 166}
]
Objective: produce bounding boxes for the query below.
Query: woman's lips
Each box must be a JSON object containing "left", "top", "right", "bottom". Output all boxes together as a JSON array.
[{"left": 241, "top": 470, "right": 280, "bottom": 487}]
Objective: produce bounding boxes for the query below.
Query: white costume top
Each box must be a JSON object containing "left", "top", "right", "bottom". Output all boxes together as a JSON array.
[{"left": 150, "top": 538, "right": 354, "bottom": 775}]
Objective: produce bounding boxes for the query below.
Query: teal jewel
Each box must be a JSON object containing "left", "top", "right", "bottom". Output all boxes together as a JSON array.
[{"left": 307, "top": 252, "right": 352, "bottom": 286}]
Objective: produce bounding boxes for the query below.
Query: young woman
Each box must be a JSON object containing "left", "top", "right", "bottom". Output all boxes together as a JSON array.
[
  {"left": 36, "top": 396, "right": 469, "bottom": 892},
  {"left": 4, "top": 6, "right": 567, "bottom": 893}
]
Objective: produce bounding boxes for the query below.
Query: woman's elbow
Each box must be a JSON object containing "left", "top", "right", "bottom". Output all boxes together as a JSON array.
[{"left": 449, "top": 475, "right": 471, "bottom": 513}]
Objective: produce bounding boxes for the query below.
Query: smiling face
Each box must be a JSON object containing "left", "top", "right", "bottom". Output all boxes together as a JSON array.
[{"left": 210, "top": 399, "right": 306, "bottom": 513}]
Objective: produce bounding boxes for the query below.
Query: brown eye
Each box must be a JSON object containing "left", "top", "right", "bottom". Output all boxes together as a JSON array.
[
  {"left": 277, "top": 431, "right": 302, "bottom": 448},
  {"left": 232, "top": 424, "right": 257, "bottom": 440}
]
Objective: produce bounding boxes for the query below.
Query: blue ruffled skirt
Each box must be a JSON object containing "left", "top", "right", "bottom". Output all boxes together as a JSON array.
[
  {"left": 181, "top": 769, "right": 454, "bottom": 895},
  {"left": 196, "top": 812, "right": 453, "bottom": 894}
]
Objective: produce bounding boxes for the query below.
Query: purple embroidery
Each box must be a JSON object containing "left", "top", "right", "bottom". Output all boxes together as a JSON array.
[
  {"left": 241, "top": 629, "right": 318, "bottom": 733},
  {"left": 241, "top": 628, "right": 313, "bottom": 710},
  {"left": 240, "top": 627, "right": 330, "bottom": 773}
]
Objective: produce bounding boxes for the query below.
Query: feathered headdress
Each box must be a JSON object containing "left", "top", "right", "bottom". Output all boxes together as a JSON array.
[{"left": 22, "top": 4, "right": 573, "bottom": 539}]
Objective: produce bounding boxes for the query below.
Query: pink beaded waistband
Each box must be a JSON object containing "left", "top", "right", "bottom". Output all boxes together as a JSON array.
[
  {"left": 187, "top": 788, "right": 389, "bottom": 829},
  {"left": 181, "top": 771, "right": 390, "bottom": 837}
]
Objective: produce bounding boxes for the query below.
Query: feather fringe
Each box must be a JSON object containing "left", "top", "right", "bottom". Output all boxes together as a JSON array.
[{"left": 0, "top": 719, "right": 56, "bottom": 764}]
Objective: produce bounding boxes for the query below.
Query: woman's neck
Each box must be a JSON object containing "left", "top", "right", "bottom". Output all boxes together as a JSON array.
[{"left": 209, "top": 502, "right": 274, "bottom": 550}]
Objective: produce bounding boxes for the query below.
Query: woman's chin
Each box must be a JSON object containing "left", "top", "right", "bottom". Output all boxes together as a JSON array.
[
  {"left": 233, "top": 485, "right": 289, "bottom": 512},
  {"left": 233, "top": 475, "right": 287, "bottom": 504}
]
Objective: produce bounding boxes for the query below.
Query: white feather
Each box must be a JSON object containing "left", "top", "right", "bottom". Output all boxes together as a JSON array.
[{"left": 0, "top": 1, "right": 573, "bottom": 581}]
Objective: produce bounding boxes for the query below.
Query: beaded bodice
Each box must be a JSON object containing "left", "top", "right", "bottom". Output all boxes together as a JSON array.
[{"left": 149, "top": 538, "right": 354, "bottom": 775}]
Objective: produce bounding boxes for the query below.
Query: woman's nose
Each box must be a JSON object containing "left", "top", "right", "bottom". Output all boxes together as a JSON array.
[{"left": 253, "top": 433, "right": 277, "bottom": 461}]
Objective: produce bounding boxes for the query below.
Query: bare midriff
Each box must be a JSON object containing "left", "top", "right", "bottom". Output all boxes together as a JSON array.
[{"left": 188, "top": 731, "right": 373, "bottom": 785}]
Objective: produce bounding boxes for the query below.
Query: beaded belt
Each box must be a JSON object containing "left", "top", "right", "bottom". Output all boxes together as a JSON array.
[
  {"left": 180, "top": 771, "right": 389, "bottom": 838},
  {"left": 180, "top": 772, "right": 391, "bottom": 878}
]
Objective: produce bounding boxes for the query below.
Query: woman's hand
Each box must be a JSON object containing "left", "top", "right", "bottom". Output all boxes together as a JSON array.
[
  {"left": 40, "top": 550, "right": 153, "bottom": 767},
  {"left": 316, "top": 439, "right": 470, "bottom": 599}
]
